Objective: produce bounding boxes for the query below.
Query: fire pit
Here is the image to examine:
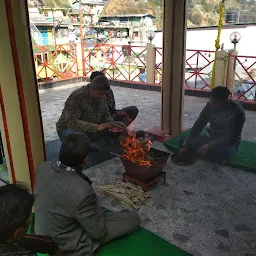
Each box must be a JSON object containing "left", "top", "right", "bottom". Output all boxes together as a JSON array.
[
  {"left": 121, "top": 148, "right": 169, "bottom": 182},
  {"left": 119, "top": 131, "right": 170, "bottom": 191}
]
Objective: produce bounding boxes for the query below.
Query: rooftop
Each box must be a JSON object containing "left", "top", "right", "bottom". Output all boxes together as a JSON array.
[
  {"left": 72, "top": 0, "right": 107, "bottom": 5},
  {"left": 39, "top": 82, "right": 256, "bottom": 256},
  {"left": 100, "top": 14, "right": 155, "bottom": 18}
]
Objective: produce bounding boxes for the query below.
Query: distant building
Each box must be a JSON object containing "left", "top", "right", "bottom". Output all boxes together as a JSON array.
[
  {"left": 39, "top": 7, "right": 68, "bottom": 19},
  {"left": 69, "top": 0, "right": 107, "bottom": 27},
  {"left": 94, "top": 14, "right": 155, "bottom": 42},
  {"left": 28, "top": 7, "right": 70, "bottom": 45}
]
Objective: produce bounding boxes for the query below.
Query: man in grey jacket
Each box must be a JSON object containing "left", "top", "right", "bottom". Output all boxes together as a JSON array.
[
  {"left": 34, "top": 133, "right": 141, "bottom": 255},
  {"left": 174, "top": 86, "right": 245, "bottom": 163}
]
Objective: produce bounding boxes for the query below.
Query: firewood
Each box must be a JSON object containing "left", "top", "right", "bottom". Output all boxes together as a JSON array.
[
  {"left": 99, "top": 182, "right": 149, "bottom": 209},
  {"left": 99, "top": 189, "right": 138, "bottom": 209}
]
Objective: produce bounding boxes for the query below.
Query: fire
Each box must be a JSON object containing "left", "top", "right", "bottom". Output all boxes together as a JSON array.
[{"left": 120, "top": 131, "right": 152, "bottom": 166}]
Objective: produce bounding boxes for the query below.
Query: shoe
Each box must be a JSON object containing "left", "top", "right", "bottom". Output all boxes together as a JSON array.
[
  {"left": 171, "top": 153, "right": 195, "bottom": 166},
  {"left": 136, "top": 130, "right": 146, "bottom": 138}
]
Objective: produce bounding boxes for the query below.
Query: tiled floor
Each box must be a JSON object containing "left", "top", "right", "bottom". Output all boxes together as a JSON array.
[
  {"left": 38, "top": 83, "right": 256, "bottom": 256},
  {"left": 39, "top": 82, "right": 256, "bottom": 143}
]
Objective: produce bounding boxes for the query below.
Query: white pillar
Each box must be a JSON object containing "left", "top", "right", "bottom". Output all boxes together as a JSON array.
[
  {"left": 213, "top": 49, "right": 237, "bottom": 93},
  {"left": 226, "top": 50, "right": 237, "bottom": 93},
  {"left": 214, "top": 50, "right": 228, "bottom": 87},
  {"left": 146, "top": 43, "right": 156, "bottom": 84}
]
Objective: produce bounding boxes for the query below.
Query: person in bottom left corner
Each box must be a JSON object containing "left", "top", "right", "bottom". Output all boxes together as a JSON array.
[{"left": 0, "top": 183, "right": 62, "bottom": 256}]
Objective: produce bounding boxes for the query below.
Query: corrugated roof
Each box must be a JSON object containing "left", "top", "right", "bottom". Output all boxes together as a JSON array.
[{"left": 100, "top": 14, "right": 155, "bottom": 18}]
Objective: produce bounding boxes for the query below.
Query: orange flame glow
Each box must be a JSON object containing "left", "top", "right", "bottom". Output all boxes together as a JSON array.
[{"left": 120, "top": 131, "right": 152, "bottom": 166}]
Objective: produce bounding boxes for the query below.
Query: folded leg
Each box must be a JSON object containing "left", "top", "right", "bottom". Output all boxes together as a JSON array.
[{"left": 102, "top": 210, "right": 141, "bottom": 244}]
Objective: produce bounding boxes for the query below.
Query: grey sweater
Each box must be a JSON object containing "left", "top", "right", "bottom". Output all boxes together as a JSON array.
[
  {"left": 34, "top": 162, "right": 106, "bottom": 256},
  {"left": 185, "top": 100, "right": 245, "bottom": 149}
]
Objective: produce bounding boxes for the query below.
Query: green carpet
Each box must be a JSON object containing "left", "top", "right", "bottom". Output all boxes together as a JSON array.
[
  {"left": 164, "top": 129, "right": 256, "bottom": 170},
  {"left": 96, "top": 227, "right": 191, "bottom": 256},
  {"left": 28, "top": 213, "right": 191, "bottom": 256}
]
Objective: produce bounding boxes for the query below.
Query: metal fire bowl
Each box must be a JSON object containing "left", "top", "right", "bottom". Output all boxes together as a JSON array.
[{"left": 121, "top": 148, "right": 170, "bottom": 183}]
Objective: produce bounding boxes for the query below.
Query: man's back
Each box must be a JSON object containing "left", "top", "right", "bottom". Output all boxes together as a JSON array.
[{"left": 34, "top": 162, "right": 106, "bottom": 255}]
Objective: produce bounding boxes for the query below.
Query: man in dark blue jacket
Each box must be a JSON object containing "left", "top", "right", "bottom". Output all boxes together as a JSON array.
[
  {"left": 176, "top": 86, "right": 245, "bottom": 163},
  {"left": 0, "top": 184, "right": 60, "bottom": 256}
]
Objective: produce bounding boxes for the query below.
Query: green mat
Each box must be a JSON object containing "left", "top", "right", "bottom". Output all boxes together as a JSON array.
[
  {"left": 28, "top": 213, "right": 191, "bottom": 256},
  {"left": 96, "top": 227, "right": 191, "bottom": 256},
  {"left": 164, "top": 129, "right": 256, "bottom": 170}
]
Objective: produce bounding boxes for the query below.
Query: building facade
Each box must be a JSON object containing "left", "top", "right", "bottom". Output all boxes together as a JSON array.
[{"left": 94, "top": 14, "right": 156, "bottom": 43}]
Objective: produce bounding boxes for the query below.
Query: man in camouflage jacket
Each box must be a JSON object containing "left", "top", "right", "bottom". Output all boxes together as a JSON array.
[{"left": 56, "top": 75, "right": 120, "bottom": 142}]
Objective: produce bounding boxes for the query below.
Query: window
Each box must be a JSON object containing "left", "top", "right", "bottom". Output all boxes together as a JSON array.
[{"left": 133, "top": 31, "right": 139, "bottom": 37}]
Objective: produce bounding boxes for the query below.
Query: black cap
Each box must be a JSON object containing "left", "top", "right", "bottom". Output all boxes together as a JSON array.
[{"left": 89, "top": 75, "right": 110, "bottom": 91}]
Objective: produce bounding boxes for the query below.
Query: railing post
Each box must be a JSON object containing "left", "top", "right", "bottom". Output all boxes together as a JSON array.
[
  {"left": 213, "top": 49, "right": 237, "bottom": 93},
  {"left": 213, "top": 50, "right": 227, "bottom": 88},
  {"left": 76, "top": 42, "right": 84, "bottom": 76},
  {"left": 146, "top": 43, "right": 156, "bottom": 84},
  {"left": 225, "top": 50, "right": 237, "bottom": 93}
]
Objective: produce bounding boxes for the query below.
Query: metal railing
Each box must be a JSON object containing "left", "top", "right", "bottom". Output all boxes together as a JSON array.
[
  {"left": 33, "top": 43, "right": 78, "bottom": 82},
  {"left": 33, "top": 43, "right": 256, "bottom": 102},
  {"left": 231, "top": 55, "right": 256, "bottom": 102},
  {"left": 154, "top": 48, "right": 215, "bottom": 90},
  {"left": 82, "top": 43, "right": 147, "bottom": 83}
]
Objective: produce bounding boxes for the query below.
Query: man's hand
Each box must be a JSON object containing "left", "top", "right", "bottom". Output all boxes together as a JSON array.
[
  {"left": 111, "top": 121, "right": 129, "bottom": 135},
  {"left": 97, "top": 123, "right": 112, "bottom": 131},
  {"left": 198, "top": 144, "right": 209, "bottom": 156},
  {"left": 177, "top": 147, "right": 187, "bottom": 157}
]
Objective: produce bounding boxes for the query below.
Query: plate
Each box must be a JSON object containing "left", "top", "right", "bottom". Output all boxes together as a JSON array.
[{"left": 109, "top": 127, "right": 123, "bottom": 133}]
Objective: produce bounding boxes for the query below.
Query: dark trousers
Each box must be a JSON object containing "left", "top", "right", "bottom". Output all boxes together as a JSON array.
[
  {"left": 179, "top": 135, "right": 237, "bottom": 161},
  {"left": 58, "top": 129, "right": 115, "bottom": 143},
  {"left": 114, "top": 106, "right": 138, "bottom": 126}
]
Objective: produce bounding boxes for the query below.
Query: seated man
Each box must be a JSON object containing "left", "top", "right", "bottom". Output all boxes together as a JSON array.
[
  {"left": 90, "top": 71, "right": 139, "bottom": 127},
  {"left": 34, "top": 133, "right": 141, "bottom": 256},
  {"left": 175, "top": 86, "right": 245, "bottom": 163},
  {"left": 56, "top": 75, "right": 123, "bottom": 143},
  {"left": 0, "top": 184, "right": 59, "bottom": 256}
]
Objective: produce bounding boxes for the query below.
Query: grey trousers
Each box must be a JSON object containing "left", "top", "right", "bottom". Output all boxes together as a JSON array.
[
  {"left": 92, "top": 210, "right": 141, "bottom": 254},
  {"left": 102, "top": 210, "right": 141, "bottom": 244}
]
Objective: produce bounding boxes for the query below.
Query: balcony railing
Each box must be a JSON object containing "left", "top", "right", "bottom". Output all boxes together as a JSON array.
[{"left": 33, "top": 43, "right": 256, "bottom": 103}]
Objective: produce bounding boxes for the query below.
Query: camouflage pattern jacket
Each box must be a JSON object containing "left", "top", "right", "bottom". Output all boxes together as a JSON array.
[{"left": 56, "top": 85, "right": 114, "bottom": 133}]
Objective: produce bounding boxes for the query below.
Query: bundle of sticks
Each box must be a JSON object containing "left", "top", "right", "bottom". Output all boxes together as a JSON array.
[{"left": 99, "top": 182, "right": 149, "bottom": 209}]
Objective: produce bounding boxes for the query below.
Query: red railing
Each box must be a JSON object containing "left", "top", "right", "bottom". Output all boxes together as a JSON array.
[
  {"left": 33, "top": 44, "right": 78, "bottom": 82},
  {"left": 185, "top": 50, "right": 215, "bottom": 90},
  {"left": 154, "top": 48, "right": 215, "bottom": 90},
  {"left": 231, "top": 55, "right": 256, "bottom": 102},
  {"left": 33, "top": 43, "right": 256, "bottom": 103},
  {"left": 82, "top": 43, "right": 147, "bottom": 83}
]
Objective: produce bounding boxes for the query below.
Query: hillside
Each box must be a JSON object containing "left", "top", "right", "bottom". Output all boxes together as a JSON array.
[
  {"left": 148, "top": 0, "right": 256, "bottom": 29},
  {"left": 28, "top": 0, "right": 256, "bottom": 29},
  {"left": 28, "top": 0, "right": 71, "bottom": 8},
  {"left": 100, "top": 0, "right": 156, "bottom": 16}
]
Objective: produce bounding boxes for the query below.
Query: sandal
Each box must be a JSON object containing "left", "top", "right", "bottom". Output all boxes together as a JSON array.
[{"left": 171, "top": 153, "right": 196, "bottom": 166}]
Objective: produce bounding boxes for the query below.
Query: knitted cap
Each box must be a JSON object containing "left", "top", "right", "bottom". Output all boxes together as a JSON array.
[{"left": 89, "top": 75, "right": 110, "bottom": 91}]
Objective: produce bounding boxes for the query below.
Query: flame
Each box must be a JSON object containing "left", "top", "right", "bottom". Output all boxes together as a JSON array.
[{"left": 120, "top": 131, "right": 152, "bottom": 167}]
